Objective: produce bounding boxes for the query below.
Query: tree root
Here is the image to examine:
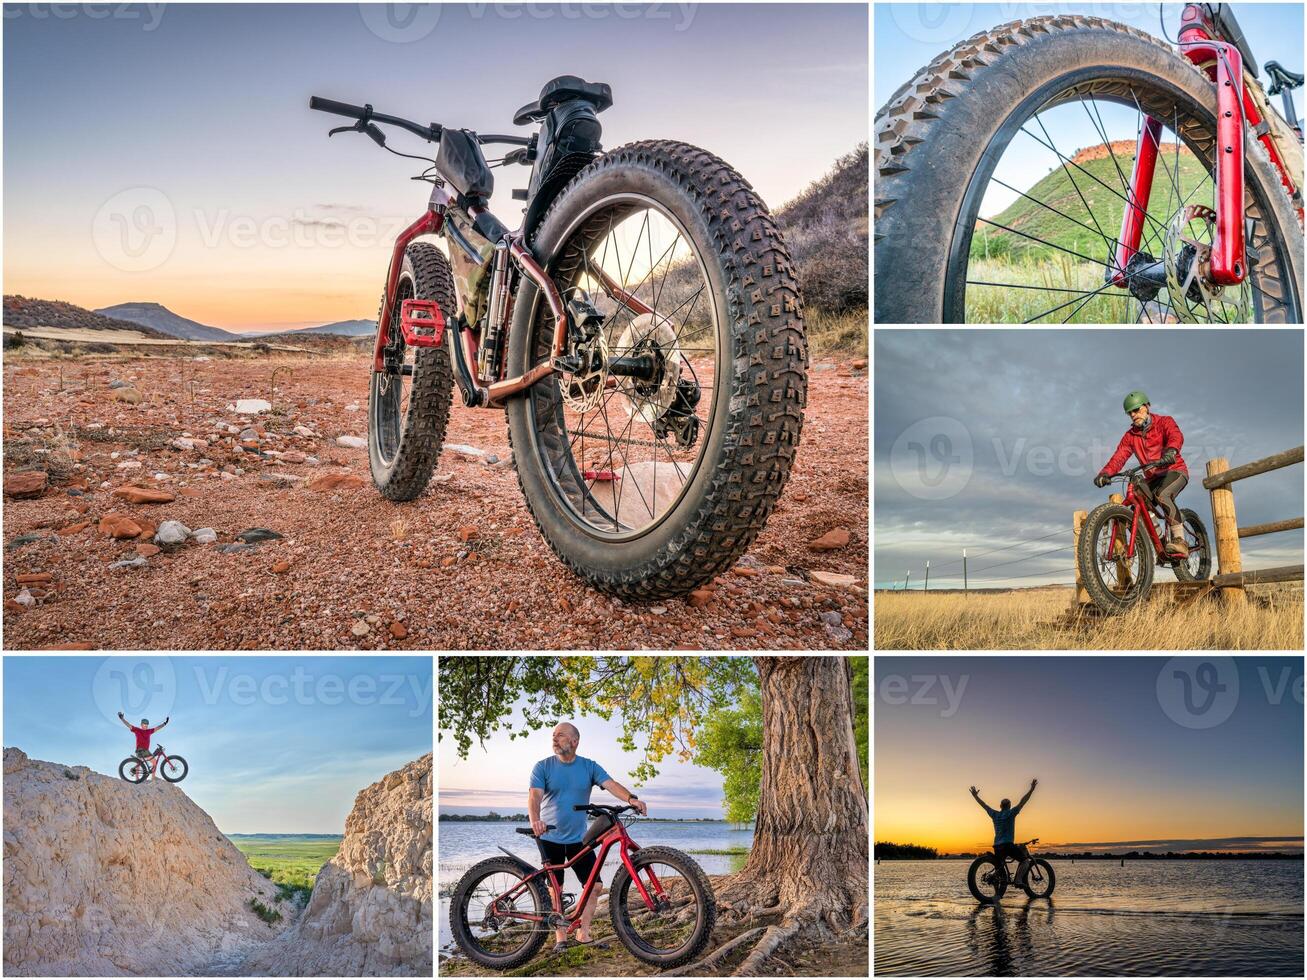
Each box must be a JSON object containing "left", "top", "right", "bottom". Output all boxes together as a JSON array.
[
  {"left": 658, "top": 927, "right": 765, "bottom": 976},
  {"left": 732, "top": 918, "right": 803, "bottom": 976}
]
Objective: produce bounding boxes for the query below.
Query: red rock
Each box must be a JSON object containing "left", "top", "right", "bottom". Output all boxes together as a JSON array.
[
  {"left": 307, "top": 473, "right": 366, "bottom": 491},
  {"left": 388, "top": 621, "right": 408, "bottom": 640},
  {"left": 766, "top": 565, "right": 787, "bottom": 574},
  {"left": 456, "top": 526, "right": 479, "bottom": 542},
  {"left": 558, "top": 596, "right": 573, "bottom": 613},
  {"left": 440, "top": 556, "right": 457, "bottom": 568},
  {"left": 111, "top": 486, "right": 175, "bottom": 504},
  {"left": 57, "top": 521, "right": 91, "bottom": 536},
  {"left": 810, "top": 528, "right": 851, "bottom": 551},
  {"left": 135, "top": 520, "right": 157, "bottom": 541},
  {"left": 99, "top": 516, "right": 143, "bottom": 539},
  {"left": 851, "top": 358, "right": 868, "bottom": 370},
  {"left": 69, "top": 501, "right": 91, "bottom": 514},
  {"left": 178, "top": 487, "right": 203, "bottom": 498},
  {"left": 281, "top": 451, "right": 307, "bottom": 464},
  {"left": 733, "top": 566, "right": 760, "bottom": 577},
  {"left": 4, "top": 599, "right": 25, "bottom": 613},
  {"left": 4, "top": 471, "right": 47, "bottom": 498},
  {"left": 135, "top": 544, "right": 161, "bottom": 557},
  {"left": 271, "top": 560, "right": 291, "bottom": 574},
  {"left": 688, "top": 588, "right": 715, "bottom": 608},
  {"left": 730, "top": 626, "right": 757, "bottom": 639},
  {"left": 15, "top": 573, "right": 53, "bottom": 585}
]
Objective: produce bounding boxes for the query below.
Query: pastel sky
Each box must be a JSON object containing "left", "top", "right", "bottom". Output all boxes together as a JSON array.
[
  {"left": 875, "top": 656, "right": 1304, "bottom": 854},
  {"left": 2, "top": 2, "right": 868, "bottom": 331},
  {"left": 2, "top": 655, "right": 433, "bottom": 834},
  {"left": 439, "top": 696, "right": 728, "bottom": 819}
]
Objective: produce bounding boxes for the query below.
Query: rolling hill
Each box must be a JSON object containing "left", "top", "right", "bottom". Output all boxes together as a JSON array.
[
  {"left": 3, "top": 295, "right": 174, "bottom": 339},
  {"left": 971, "top": 141, "right": 1208, "bottom": 264},
  {"left": 96, "top": 301, "right": 242, "bottom": 342},
  {"left": 289, "top": 318, "right": 374, "bottom": 337}
]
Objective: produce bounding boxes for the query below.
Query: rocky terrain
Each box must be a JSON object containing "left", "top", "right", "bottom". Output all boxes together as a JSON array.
[
  {"left": 237, "top": 753, "right": 432, "bottom": 976},
  {"left": 1, "top": 747, "right": 290, "bottom": 976},
  {"left": 2, "top": 352, "right": 867, "bottom": 649}
]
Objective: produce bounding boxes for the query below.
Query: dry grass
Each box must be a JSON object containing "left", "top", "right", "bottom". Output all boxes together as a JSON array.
[
  {"left": 875, "top": 583, "right": 1303, "bottom": 650},
  {"left": 806, "top": 308, "right": 868, "bottom": 358}
]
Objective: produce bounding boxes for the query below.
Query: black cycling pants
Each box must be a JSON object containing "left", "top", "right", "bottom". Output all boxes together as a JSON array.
[
  {"left": 1143, "top": 470, "right": 1187, "bottom": 524},
  {"left": 538, "top": 838, "right": 601, "bottom": 890},
  {"left": 993, "top": 842, "right": 1028, "bottom": 865}
]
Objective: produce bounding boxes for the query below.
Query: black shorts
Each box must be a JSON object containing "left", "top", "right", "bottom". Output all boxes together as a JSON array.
[
  {"left": 993, "top": 841, "right": 1028, "bottom": 864},
  {"left": 538, "top": 838, "right": 601, "bottom": 889}
]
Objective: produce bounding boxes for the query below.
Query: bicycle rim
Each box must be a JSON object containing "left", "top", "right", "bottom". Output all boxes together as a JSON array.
[
  {"left": 525, "top": 194, "right": 720, "bottom": 542},
  {"left": 459, "top": 870, "right": 542, "bottom": 959},
  {"left": 1025, "top": 862, "right": 1053, "bottom": 897},
  {"left": 372, "top": 275, "right": 417, "bottom": 466},
  {"left": 615, "top": 860, "right": 702, "bottom": 958},
  {"left": 971, "top": 859, "right": 1005, "bottom": 900},
  {"left": 946, "top": 68, "right": 1299, "bottom": 323}
]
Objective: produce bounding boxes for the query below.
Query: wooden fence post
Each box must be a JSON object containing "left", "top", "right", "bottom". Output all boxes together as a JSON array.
[
  {"left": 1206, "top": 457, "right": 1246, "bottom": 606},
  {"left": 1072, "top": 510, "right": 1089, "bottom": 612}
]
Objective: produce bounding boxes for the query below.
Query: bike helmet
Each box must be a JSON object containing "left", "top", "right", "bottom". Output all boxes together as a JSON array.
[{"left": 1123, "top": 390, "right": 1149, "bottom": 413}]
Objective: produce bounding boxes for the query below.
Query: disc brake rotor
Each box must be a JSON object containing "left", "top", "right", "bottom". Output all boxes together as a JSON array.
[
  {"left": 1163, "top": 204, "right": 1250, "bottom": 322},
  {"left": 616, "top": 313, "right": 682, "bottom": 425},
  {"left": 559, "top": 332, "right": 608, "bottom": 414}
]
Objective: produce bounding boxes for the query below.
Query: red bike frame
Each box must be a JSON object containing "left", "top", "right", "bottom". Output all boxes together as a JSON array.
[
  {"left": 489, "top": 819, "right": 665, "bottom": 938},
  {"left": 132, "top": 745, "right": 175, "bottom": 778},
  {"left": 1112, "top": 3, "right": 1302, "bottom": 288},
  {"left": 1105, "top": 476, "right": 1178, "bottom": 565}
]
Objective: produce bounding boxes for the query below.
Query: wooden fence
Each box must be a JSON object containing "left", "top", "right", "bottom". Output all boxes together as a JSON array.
[{"left": 1072, "top": 446, "right": 1303, "bottom": 610}]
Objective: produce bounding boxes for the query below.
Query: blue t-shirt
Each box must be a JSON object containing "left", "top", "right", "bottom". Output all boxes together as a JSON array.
[
  {"left": 529, "top": 755, "right": 612, "bottom": 844},
  {"left": 985, "top": 802, "right": 1025, "bottom": 845}
]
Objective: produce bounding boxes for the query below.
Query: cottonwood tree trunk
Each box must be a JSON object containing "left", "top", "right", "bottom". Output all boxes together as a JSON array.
[{"left": 687, "top": 656, "right": 868, "bottom": 975}]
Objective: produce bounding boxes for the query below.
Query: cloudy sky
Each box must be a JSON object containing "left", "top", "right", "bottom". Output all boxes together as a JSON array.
[
  {"left": 3, "top": 3, "right": 867, "bottom": 331},
  {"left": 876, "top": 656, "right": 1303, "bottom": 854},
  {"left": 874, "top": 329, "right": 1304, "bottom": 590}
]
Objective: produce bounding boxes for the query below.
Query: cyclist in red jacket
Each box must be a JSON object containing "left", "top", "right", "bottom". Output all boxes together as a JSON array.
[
  {"left": 118, "top": 711, "right": 169, "bottom": 777},
  {"left": 1094, "top": 390, "right": 1189, "bottom": 557}
]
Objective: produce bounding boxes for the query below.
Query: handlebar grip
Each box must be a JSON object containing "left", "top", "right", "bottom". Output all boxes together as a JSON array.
[
  {"left": 572, "top": 804, "right": 590, "bottom": 811},
  {"left": 309, "top": 96, "right": 367, "bottom": 119}
]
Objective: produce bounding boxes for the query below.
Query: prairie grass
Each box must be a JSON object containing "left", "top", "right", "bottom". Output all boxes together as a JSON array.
[
  {"left": 875, "top": 583, "right": 1303, "bottom": 650},
  {"left": 231, "top": 835, "right": 341, "bottom": 892},
  {"left": 805, "top": 307, "right": 867, "bottom": 357}
]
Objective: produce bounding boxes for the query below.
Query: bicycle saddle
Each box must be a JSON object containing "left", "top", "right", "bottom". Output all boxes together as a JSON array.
[
  {"left": 513, "top": 75, "right": 613, "bottom": 126},
  {"left": 1265, "top": 61, "right": 1305, "bottom": 94}
]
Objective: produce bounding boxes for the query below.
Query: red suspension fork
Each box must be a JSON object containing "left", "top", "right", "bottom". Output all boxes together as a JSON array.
[
  {"left": 372, "top": 208, "right": 442, "bottom": 373},
  {"left": 1112, "top": 115, "right": 1164, "bottom": 284}
]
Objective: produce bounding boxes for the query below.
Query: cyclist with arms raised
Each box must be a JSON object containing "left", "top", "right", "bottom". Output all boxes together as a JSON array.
[
  {"left": 970, "top": 780, "right": 1038, "bottom": 880},
  {"left": 1094, "top": 390, "right": 1189, "bottom": 558},
  {"left": 117, "top": 712, "right": 169, "bottom": 779}
]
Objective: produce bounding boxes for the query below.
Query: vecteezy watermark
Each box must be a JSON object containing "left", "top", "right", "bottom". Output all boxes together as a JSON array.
[
  {"left": 92, "top": 656, "right": 177, "bottom": 727},
  {"left": 889, "top": 416, "right": 974, "bottom": 500},
  {"left": 1257, "top": 664, "right": 1304, "bottom": 705},
  {"left": 3, "top": 3, "right": 166, "bottom": 30},
  {"left": 358, "top": 2, "right": 442, "bottom": 42},
  {"left": 91, "top": 187, "right": 177, "bottom": 273},
  {"left": 1156, "top": 657, "right": 1240, "bottom": 729},
  {"left": 888, "top": 1, "right": 973, "bottom": 44},
  {"left": 878, "top": 672, "right": 969, "bottom": 718},
  {"left": 192, "top": 664, "right": 432, "bottom": 718}
]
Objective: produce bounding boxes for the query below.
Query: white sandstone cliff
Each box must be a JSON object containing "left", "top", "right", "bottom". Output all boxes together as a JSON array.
[
  {"left": 237, "top": 752, "right": 433, "bottom": 977},
  {"left": 2, "top": 747, "right": 290, "bottom": 976}
]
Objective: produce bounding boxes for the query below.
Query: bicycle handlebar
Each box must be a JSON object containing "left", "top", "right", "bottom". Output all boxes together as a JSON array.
[
  {"left": 309, "top": 96, "right": 443, "bottom": 142},
  {"left": 572, "top": 803, "right": 638, "bottom": 814}
]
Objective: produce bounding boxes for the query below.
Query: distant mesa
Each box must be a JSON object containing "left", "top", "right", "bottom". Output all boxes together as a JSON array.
[
  {"left": 96, "top": 301, "right": 242, "bottom": 342},
  {"left": 1069, "top": 138, "right": 1193, "bottom": 165}
]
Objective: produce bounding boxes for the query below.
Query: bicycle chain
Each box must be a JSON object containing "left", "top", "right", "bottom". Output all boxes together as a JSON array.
[{"left": 566, "top": 428, "right": 681, "bottom": 451}]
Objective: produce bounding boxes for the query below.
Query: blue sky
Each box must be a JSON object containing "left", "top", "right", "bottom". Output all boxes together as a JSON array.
[
  {"left": 3, "top": 2, "right": 868, "bottom": 330},
  {"left": 874, "top": 329, "right": 1304, "bottom": 589},
  {"left": 2, "top": 655, "right": 433, "bottom": 833},
  {"left": 439, "top": 695, "right": 729, "bottom": 819},
  {"left": 875, "top": 3, "right": 1304, "bottom": 216}
]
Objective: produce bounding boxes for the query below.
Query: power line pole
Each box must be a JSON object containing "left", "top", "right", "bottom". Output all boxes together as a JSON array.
[
  {"left": 905, "top": 571, "right": 911, "bottom": 592},
  {"left": 924, "top": 560, "right": 930, "bottom": 591},
  {"left": 963, "top": 548, "right": 968, "bottom": 594}
]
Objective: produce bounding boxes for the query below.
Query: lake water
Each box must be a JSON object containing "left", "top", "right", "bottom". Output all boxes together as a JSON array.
[
  {"left": 875, "top": 860, "right": 1303, "bottom": 976},
  {"left": 438, "top": 819, "right": 752, "bottom": 954}
]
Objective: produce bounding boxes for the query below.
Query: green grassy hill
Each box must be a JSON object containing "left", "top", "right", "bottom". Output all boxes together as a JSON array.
[
  {"left": 971, "top": 142, "right": 1209, "bottom": 265},
  {"left": 229, "top": 834, "right": 342, "bottom": 893}
]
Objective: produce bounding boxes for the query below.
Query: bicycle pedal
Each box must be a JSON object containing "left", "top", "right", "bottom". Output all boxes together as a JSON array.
[{"left": 398, "top": 299, "right": 446, "bottom": 348}]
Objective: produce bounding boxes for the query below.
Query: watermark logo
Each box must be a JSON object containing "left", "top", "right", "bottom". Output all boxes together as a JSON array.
[
  {"left": 92, "top": 657, "right": 176, "bottom": 727},
  {"left": 1156, "top": 657, "right": 1239, "bottom": 728},
  {"left": 889, "top": 416, "right": 974, "bottom": 500},
  {"left": 889, "top": 2, "right": 973, "bottom": 43},
  {"left": 91, "top": 186, "right": 176, "bottom": 272},
  {"left": 359, "top": 2, "right": 442, "bottom": 42}
]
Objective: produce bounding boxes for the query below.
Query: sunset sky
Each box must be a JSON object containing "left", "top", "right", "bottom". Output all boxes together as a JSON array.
[
  {"left": 3, "top": 3, "right": 868, "bottom": 332},
  {"left": 875, "top": 657, "right": 1304, "bottom": 855}
]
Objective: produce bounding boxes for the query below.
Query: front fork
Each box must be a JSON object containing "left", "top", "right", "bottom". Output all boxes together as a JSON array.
[{"left": 1112, "top": 41, "right": 1247, "bottom": 289}]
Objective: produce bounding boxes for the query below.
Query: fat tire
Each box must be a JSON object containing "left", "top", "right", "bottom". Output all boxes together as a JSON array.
[
  {"left": 367, "top": 243, "right": 456, "bottom": 500},
  {"left": 875, "top": 15, "right": 1304, "bottom": 323},
  {"left": 1078, "top": 501, "right": 1155, "bottom": 613},
  {"left": 967, "top": 854, "right": 1007, "bottom": 902},
  {"left": 506, "top": 140, "right": 807, "bottom": 600},
  {"left": 160, "top": 755, "right": 188, "bottom": 782},
  {"left": 118, "top": 758, "right": 148, "bottom": 783},
  {"left": 449, "top": 856, "right": 550, "bottom": 970},
  {"left": 1022, "top": 859, "right": 1056, "bottom": 898},
  {"left": 608, "top": 845, "right": 715, "bottom": 967},
  {"left": 1172, "top": 507, "right": 1212, "bottom": 582}
]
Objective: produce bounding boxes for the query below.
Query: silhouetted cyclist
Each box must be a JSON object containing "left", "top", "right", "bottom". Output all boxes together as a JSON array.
[{"left": 970, "top": 779, "right": 1037, "bottom": 877}]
